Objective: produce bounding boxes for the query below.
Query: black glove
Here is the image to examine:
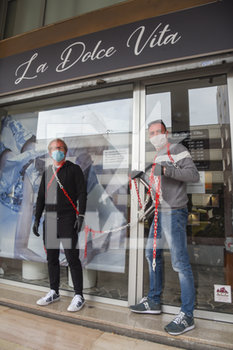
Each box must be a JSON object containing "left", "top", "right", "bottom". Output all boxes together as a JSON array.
[
  {"left": 130, "top": 170, "right": 144, "bottom": 179},
  {"left": 74, "top": 215, "right": 84, "bottom": 234},
  {"left": 153, "top": 163, "right": 164, "bottom": 176},
  {"left": 32, "top": 219, "right": 40, "bottom": 237}
]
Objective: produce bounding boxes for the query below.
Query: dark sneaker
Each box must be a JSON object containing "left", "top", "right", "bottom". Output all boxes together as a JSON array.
[
  {"left": 130, "top": 297, "right": 161, "bottom": 314},
  {"left": 36, "top": 289, "right": 60, "bottom": 306},
  {"left": 67, "top": 294, "right": 85, "bottom": 312},
  {"left": 164, "top": 311, "right": 195, "bottom": 335}
]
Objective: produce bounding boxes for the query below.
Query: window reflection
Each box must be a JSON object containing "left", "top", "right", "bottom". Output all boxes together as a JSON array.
[
  {"left": 189, "top": 86, "right": 218, "bottom": 126},
  {"left": 145, "top": 76, "right": 233, "bottom": 314},
  {"left": 0, "top": 87, "right": 133, "bottom": 301}
]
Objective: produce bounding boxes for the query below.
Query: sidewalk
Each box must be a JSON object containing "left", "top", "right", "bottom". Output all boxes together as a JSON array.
[
  {"left": 0, "top": 282, "right": 233, "bottom": 350},
  {"left": 0, "top": 305, "right": 181, "bottom": 350}
]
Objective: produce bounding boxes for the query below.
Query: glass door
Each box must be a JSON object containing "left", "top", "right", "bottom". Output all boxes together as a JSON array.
[{"left": 142, "top": 75, "right": 233, "bottom": 316}]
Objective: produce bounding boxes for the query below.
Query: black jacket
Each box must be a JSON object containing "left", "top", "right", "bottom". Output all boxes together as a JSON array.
[{"left": 35, "top": 160, "right": 87, "bottom": 221}]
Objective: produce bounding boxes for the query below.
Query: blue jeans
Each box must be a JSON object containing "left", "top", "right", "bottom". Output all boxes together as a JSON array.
[{"left": 145, "top": 208, "right": 195, "bottom": 317}]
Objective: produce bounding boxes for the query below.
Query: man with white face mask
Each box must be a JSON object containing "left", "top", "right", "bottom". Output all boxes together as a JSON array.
[
  {"left": 130, "top": 120, "right": 200, "bottom": 336},
  {"left": 32, "top": 138, "right": 87, "bottom": 312}
]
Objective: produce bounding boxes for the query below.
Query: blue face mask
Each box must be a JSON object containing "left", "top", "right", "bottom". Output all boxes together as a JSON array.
[{"left": 51, "top": 150, "right": 65, "bottom": 162}]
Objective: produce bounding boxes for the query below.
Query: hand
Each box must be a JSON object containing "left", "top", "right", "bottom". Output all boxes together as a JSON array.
[
  {"left": 74, "top": 216, "right": 84, "bottom": 234},
  {"left": 153, "top": 164, "right": 164, "bottom": 176},
  {"left": 32, "top": 219, "right": 40, "bottom": 237},
  {"left": 130, "top": 170, "right": 144, "bottom": 179}
]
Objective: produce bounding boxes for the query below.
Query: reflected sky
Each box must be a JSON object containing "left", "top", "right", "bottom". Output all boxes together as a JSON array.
[
  {"left": 37, "top": 98, "right": 132, "bottom": 140},
  {"left": 146, "top": 86, "right": 218, "bottom": 128},
  {"left": 3, "top": 85, "right": 220, "bottom": 143},
  {"left": 189, "top": 86, "right": 218, "bottom": 126}
]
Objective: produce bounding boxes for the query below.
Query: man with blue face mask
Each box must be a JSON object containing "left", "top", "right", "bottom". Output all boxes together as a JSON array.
[
  {"left": 130, "top": 120, "right": 200, "bottom": 336},
  {"left": 33, "top": 138, "right": 87, "bottom": 312}
]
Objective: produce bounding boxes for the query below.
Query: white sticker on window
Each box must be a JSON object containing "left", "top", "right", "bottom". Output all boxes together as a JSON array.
[
  {"left": 214, "top": 285, "right": 232, "bottom": 303},
  {"left": 103, "top": 148, "right": 129, "bottom": 169}
]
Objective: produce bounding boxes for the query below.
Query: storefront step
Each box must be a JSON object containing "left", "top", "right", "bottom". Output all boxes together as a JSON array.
[{"left": 0, "top": 282, "right": 232, "bottom": 350}]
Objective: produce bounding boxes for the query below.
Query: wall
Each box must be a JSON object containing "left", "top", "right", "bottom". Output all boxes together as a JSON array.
[{"left": 0, "top": 0, "right": 215, "bottom": 59}]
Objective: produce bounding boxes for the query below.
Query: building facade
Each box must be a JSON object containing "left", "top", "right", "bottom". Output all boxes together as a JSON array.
[{"left": 0, "top": 0, "right": 233, "bottom": 323}]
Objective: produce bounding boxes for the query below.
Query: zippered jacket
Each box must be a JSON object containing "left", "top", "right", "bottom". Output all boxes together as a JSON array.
[
  {"left": 151, "top": 143, "right": 200, "bottom": 210},
  {"left": 35, "top": 160, "right": 87, "bottom": 221}
]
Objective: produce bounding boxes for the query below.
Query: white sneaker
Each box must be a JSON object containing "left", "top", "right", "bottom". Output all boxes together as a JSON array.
[
  {"left": 36, "top": 290, "right": 60, "bottom": 306},
  {"left": 67, "top": 294, "right": 85, "bottom": 312}
]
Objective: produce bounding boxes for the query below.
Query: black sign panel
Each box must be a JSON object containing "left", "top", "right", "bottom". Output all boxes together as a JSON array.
[{"left": 0, "top": 0, "right": 233, "bottom": 96}]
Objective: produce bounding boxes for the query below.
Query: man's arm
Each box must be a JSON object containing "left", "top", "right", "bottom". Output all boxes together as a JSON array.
[
  {"left": 74, "top": 165, "right": 87, "bottom": 234},
  {"left": 35, "top": 171, "right": 46, "bottom": 221},
  {"left": 75, "top": 165, "right": 87, "bottom": 216},
  {"left": 163, "top": 146, "right": 200, "bottom": 183},
  {"left": 33, "top": 172, "right": 45, "bottom": 236}
]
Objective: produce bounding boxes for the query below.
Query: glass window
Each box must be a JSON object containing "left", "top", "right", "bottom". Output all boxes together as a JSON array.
[
  {"left": 44, "top": 0, "right": 126, "bottom": 25},
  {"left": 189, "top": 86, "right": 219, "bottom": 126},
  {"left": 0, "top": 85, "right": 133, "bottom": 301},
  {"left": 144, "top": 75, "right": 233, "bottom": 314},
  {"left": 3, "top": 0, "right": 127, "bottom": 38},
  {"left": 4, "top": 0, "right": 44, "bottom": 38},
  {"left": 146, "top": 92, "right": 171, "bottom": 128}
]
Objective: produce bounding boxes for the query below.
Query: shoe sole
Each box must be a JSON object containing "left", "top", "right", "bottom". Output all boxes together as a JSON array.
[
  {"left": 67, "top": 300, "right": 85, "bottom": 312},
  {"left": 165, "top": 324, "right": 195, "bottom": 336},
  {"left": 130, "top": 309, "right": 161, "bottom": 314},
  {"left": 36, "top": 297, "right": 60, "bottom": 306}
]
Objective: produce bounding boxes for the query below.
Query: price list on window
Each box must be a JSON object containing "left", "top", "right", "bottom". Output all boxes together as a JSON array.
[
  {"left": 173, "top": 130, "right": 210, "bottom": 170},
  {"left": 187, "top": 131, "right": 209, "bottom": 165}
]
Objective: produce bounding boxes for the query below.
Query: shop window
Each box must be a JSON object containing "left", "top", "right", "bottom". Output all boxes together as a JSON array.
[{"left": 0, "top": 85, "right": 133, "bottom": 301}]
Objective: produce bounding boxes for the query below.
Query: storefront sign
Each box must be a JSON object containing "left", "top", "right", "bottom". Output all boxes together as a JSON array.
[{"left": 0, "top": 0, "right": 233, "bottom": 96}]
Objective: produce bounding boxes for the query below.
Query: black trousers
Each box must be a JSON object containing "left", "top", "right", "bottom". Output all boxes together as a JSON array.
[
  {"left": 43, "top": 212, "right": 83, "bottom": 295},
  {"left": 45, "top": 234, "right": 83, "bottom": 296}
]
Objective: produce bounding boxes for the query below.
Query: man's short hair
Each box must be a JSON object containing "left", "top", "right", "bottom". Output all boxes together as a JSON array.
[
  {"left": 48, "top": 138, "right": 68, "bottom": 153},
  {"left": 148, "top": 119, "right": 167, "bottom": 131}
]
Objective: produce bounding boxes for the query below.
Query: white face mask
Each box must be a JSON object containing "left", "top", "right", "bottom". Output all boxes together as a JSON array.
[{"left": 149, "top": 133, "right": 167, "bottom": 149}]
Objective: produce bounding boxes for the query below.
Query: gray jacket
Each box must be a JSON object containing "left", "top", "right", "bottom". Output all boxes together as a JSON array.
[{"left": 148, "top": 142, "right": 200, "bottom": 210}]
